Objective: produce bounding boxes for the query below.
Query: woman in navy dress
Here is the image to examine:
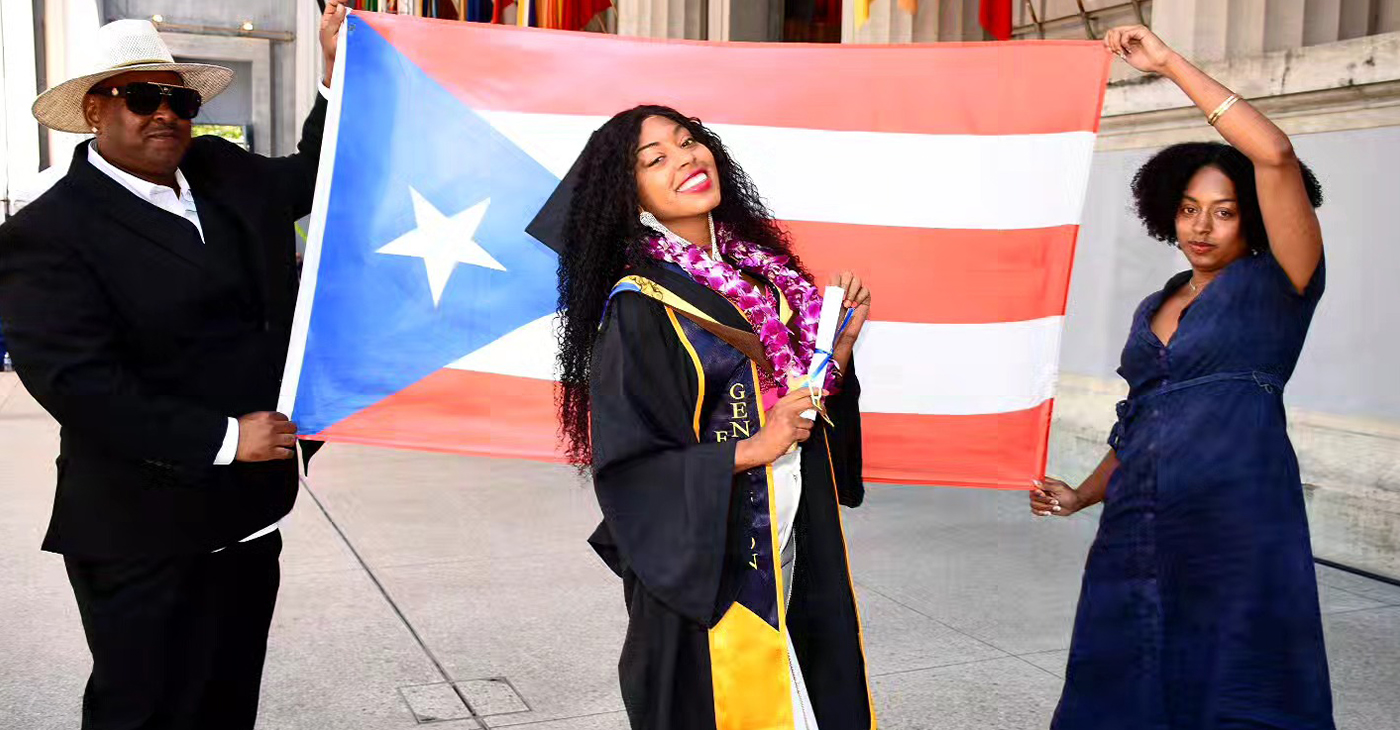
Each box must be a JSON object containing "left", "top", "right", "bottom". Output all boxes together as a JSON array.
[{"left": 1031, "top": 25, "right": 1332, "bottom": 730}]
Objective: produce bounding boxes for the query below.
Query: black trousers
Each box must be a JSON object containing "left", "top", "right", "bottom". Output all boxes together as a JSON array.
[{"left": 64, "top": 531, "right": 282, "bottom": 730}]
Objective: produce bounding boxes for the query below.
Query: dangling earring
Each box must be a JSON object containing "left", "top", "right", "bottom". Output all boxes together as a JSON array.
[
  {"left": 639, "top": 210, "right": 693, "bottom": 248},
  {"left": 638, "top": 209, "right": 665, "bottom": 236},
  {"left": 639, "top": 210, "right": 721, "bottom": 261}
]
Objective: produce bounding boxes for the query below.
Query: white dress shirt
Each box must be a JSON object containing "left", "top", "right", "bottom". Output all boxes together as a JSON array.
[
  {"left": 87, "top": 145, "right": 244, "bottom": 463},
  {"left": 87, "top": 145, "right": 275, "bottom": 548},
  {"left": 773, "top": 449, "right": 802, "bottom": 553}
]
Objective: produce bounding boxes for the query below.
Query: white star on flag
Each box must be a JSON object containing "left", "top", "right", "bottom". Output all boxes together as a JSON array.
[{"left": 377, "top": 188, "right": 506, "bottom": 306}]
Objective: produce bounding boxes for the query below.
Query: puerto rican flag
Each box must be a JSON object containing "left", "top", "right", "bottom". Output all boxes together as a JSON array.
[{"left": 280, "top": 12, "right": 1110, "bottom": 488}]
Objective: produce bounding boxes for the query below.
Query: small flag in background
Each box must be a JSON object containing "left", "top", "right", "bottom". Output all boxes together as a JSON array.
[
  {"left": 856, "top": 0, "right": 918, "bottom": 28},
  {"left": 282, "top": 12, "right": 1110, "bottom": 488},
  {"left": 491, "top": 0, "right": 534, "bottom": 26},
  {"left": 462, "top": 0, "right": 493, "bottom": 22},
  {"left": 492, "top": 0, "right": 611, "bottom": 29},
  {"left": 980, "top": 0, "right": 1014, "bottom": 40}
]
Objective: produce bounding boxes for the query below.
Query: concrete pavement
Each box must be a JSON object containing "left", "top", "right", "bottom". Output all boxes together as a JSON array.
[{"left": 3, "top": 371, "right": 1398, "bottom": 729}]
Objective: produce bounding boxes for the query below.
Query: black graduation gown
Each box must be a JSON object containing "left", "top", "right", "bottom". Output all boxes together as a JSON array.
[{"left": 587, "top": 261, "right": 873, "bottom": 730}]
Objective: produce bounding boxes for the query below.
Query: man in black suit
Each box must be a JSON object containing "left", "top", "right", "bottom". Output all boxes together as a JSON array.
[{"left": 0, "top": 4, "right": 347, "bottom": 728}]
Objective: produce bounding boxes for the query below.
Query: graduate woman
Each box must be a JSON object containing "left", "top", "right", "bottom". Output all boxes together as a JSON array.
[
  {"left": 1030, "top": 25, "right": 1333, "bottom": 730},
  {"left": 551, "top": 105, "right": 875, "bottom": 730}
]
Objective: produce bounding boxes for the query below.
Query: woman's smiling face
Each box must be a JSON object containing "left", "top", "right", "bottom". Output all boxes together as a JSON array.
[{"left": 634, "top": 115, "right": 722, "bottom": 225}]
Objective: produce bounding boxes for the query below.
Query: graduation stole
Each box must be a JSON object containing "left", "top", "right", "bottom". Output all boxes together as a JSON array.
[
  {"left": 608, "top": 274, "right": 804, "bottom": 730},
  {"left": 608, "top": 275, "right": 779, "bottom": 374}
]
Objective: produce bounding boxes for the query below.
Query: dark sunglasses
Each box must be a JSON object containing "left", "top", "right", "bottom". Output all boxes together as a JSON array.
[{"left": 89, "top": 81, "right": 203, "bottom": 120}]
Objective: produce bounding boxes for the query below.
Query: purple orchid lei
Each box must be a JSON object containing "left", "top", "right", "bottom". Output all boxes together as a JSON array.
[{"left": 641, "top": 217, "right": 836, "bottom": 393}]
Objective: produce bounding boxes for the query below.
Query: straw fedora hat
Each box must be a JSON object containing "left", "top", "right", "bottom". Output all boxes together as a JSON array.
[{"left": 32, "top": 19, "right": 234, "bottom": 133}]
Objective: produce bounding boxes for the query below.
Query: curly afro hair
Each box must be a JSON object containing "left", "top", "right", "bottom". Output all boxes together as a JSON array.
[
  {"left": 1131, "top": 142, "right": 1323, "bottom": 252},
  {"left": 554, "top": 105, "right": 805, "bottom": 467}
]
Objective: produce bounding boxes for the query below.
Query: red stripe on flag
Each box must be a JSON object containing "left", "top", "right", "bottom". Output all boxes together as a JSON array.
[
  {"left": 788, "top": 222, "right": 1078, "bottom": 324},
  {"left": 861, "top": 402, "right": 1054, "bottom": 488},
  {"left": 312, "top": 370, "right": 1055, "bottom": 489},
  {"left": 313, "top": 371, "right": 567, "bottom": 462},
  {"left": 356, "top": 12, "right": 1110, "bottom": 136}
]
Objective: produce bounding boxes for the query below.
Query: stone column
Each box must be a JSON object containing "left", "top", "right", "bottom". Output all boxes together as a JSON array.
[
  {"left": 43, "top": 0, "right": 102, "bottom": 168},
  {"left": 1378, "top": 0, "right": 1400, "bottom": 34},
  {"left": 1227, "top": 0, "right": 1267, "bottom": 57},
  {"left": 1151, "top": 0, "right": 1229, "bottom": 63},
  {"left": 724, "top": 0, "right": 781, "bottom": 42},
  {"left": 617, "top": 0, "right": 705, "bottom": 40},
  {"left": 935, "top": 0, "right": 981, "bottom": 41},
  {"left": 1, "top": 0, "right": 41, "bottom": 213},
  {"left": 294, "top": 0, "right": 321, "bottom": 124},
  {"left": 707, "top": 0, "right": 731, "bottom": 41},
  {"left": 909, "top": 0, "right": 939, "bottom": 43},
  {"left": 1263, "top": 0, "right": 1306, "bottom": 51},
  {"left": 1338, "top": 0, "right": 1373, "bottom": 39},
  {"left": 1303, "top": 0, "right": 1343, "bottom": 46}
]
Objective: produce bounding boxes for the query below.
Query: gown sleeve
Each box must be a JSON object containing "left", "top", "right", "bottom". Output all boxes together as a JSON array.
[
  {"left": 589, "top": 292, "right": 738, "bottom": 624},
  {"left": 823, "top": 359, "right": 865, "bottom": 508}
]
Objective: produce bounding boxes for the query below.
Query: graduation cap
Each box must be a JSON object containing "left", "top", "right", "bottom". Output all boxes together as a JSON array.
[{"left": 525, "top": 131, "right": 596, "bottom": 256}]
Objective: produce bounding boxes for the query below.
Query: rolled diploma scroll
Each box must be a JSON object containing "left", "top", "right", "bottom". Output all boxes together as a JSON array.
[{"left": 798, "top": 286, "right": 847, "bottom": 421}]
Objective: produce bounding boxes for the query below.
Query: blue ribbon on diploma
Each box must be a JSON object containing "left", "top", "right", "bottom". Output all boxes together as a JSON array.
[
  {"left": 797, "top": 306, "right": 856, "bottom": 420},
  {"left": 806, "top": 308, "right": 855, "bottom": 387}
]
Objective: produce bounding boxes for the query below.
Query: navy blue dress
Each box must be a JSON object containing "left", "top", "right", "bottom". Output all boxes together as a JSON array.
[{"left": 1053, "top": 250, "right": 1334, "bottom": 730}]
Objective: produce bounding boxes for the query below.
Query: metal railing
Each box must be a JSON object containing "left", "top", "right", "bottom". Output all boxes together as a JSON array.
[{"left": 1017, "top": 0, "right": 1151, "bottom": 40}]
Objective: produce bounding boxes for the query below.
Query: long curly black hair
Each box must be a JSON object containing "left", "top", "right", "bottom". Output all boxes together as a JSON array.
[
  {"left": 555, "top": 104, "right": 806, "bottom": 467},
  {"left": 1131, "top": 141, "right": 1323, "bottom": 252}
]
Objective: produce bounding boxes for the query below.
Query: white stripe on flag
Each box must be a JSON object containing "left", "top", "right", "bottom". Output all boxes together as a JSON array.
[
  {"left": 447, "top": 313, "right": 561, "bottom": 380},
  {"left": 279, "top": 20, "right": 352, "bottom": 416},
  {"left": 853, "top": 317, "right": 1063, "bottom": 416},
  {"left": 447, "top": 313, "right": 1062, "bottom": 417},
  {"left": 480, "top": 111, "right": 1096, "bottom": 230}
]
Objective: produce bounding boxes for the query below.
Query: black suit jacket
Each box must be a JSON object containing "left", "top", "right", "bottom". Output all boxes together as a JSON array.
[{"left": 0, "top": 97, "right": 328, "bottom": 559}]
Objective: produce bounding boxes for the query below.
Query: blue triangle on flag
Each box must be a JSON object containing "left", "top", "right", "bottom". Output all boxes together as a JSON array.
[{"left": 294, "top": 16, "right": 561, "bottom": 433}]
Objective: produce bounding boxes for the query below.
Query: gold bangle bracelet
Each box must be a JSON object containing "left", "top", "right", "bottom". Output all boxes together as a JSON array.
[{"left": 1207, "top": 93, "right": 1241, "bottom": 126}]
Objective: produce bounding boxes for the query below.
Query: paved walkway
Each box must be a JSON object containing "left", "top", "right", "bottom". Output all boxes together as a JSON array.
[{"left": 3, "top": 371, "right": 1398, "bottom": 729}]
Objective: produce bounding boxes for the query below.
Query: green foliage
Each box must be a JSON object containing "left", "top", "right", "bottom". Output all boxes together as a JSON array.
[{"left": 193, "top": 124, "right": 250, "bottom": 150}]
